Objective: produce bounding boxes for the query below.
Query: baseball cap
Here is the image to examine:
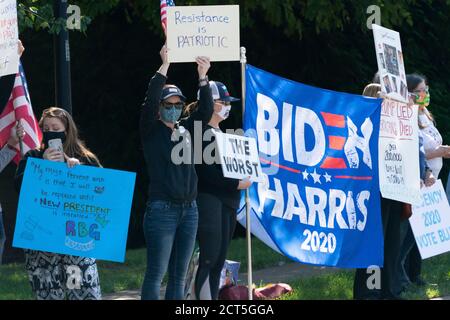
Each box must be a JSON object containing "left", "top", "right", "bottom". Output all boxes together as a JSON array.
[
  {"left": 161, "top": 85, "right": 186, "bottom": 102},
  {"left": 197, "top": 81, "right": 240, "bottom": 102}
]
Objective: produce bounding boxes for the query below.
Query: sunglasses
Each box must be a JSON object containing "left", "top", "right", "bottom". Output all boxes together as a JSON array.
[{"left": 161, "top": 102, "right": 185, "bottom": 110}]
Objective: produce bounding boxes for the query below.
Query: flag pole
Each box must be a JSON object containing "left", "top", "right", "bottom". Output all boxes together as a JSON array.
[
  {"left": 240, "top": 46, "right": 253, "bottom": 300},
  {"left": 16, "top": 121, "right": 24, "bottom": 159}
]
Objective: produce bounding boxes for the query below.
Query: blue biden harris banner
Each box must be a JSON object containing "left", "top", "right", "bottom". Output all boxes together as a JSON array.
[
  {"left": 13, "top": 158, "right": 136, "bottom": 262},
  {"left": 237, "top": 65, "right": 384, "bottom": 268}
]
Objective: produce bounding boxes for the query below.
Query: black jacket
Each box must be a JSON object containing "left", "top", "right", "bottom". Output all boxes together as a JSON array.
[
  {"left": 140, "top": 72, "right": 214, "bottom": 204},
  {"left": 196, "top": 125, "right": 241, "bottom": 209}
]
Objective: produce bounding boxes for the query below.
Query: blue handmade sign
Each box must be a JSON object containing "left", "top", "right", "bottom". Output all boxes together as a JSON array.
[
  {"left": 13, "top": 158, "right": 136, "bottom": 262},
  {"left": 237, "top": 65, "right": 384, "bottom": 268}
]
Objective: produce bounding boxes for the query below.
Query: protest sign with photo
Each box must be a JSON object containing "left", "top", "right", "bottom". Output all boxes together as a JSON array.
[
  {"left": 166, "top": 5, "right": 240, "bottom": 63},
  {"left": 13, "top": 158, "right": 136, "bottom": 262},
  {"left": 378, "top": 98, "right": 421, "bottom": 204},
  {"left": 0, "top": 0, "right": 19, "bottom": 77},
  {"left": 372, "top": 24, "right": 408, "bottom": 103},
  {"left": 410, "top": 180, "right": 450, "bottom": 259}
]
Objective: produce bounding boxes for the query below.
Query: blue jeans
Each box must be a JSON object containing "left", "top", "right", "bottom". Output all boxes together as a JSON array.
[
  {"left": 0, "top": 209, "right": 6, "bottom": 265},
  {"left": 141, "top": 200, "right": 198, "bottom": 300}
]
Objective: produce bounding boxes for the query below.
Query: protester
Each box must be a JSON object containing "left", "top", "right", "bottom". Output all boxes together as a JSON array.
[
  {"left": 0, "top": 123, "right": 25, "bottom": 265},
  {"left": 140, "top": 44, "right": 213, "bottom": 300},
  {"left": 409, "top": 74, "right": 450, "bottom": 178},
  {"left": 15, "top": 107, "right": 102, "bottom": 300},
  {"left": 0, "top": 40, "right": 26, "bottom": 265},
  {"left": 395, "top": 74, "right": 445, "bottom": 293},
  {"left": 353, "top": 82, "right": 406, "bottom": 300},
  {"left": 193, "top": 81, "right": 252, "bottom": 300}
]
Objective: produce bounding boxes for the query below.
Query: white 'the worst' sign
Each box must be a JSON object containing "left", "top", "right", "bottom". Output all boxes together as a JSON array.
[{"left": 214, "top": 131, "right": 263, "bottom": 183}]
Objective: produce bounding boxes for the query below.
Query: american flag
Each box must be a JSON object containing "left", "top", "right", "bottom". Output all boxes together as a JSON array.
[
  {"left": 160, "top": 0, "right": 175, "bottom": 35},
  {"left": 0, "top": 62, "right": 42, "bottom": 163}
]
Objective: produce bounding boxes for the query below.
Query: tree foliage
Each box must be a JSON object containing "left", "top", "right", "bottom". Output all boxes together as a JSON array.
[{"left": 17, "top": 0, "right": 440, "bottom": 36}]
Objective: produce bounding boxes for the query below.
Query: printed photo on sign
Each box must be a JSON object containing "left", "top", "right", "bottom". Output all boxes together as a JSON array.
[
  {"left": 383, "top": 44, "right": 400, "bottom": 76},
  {"left": 166, "top": 5, "right": 240, "bottom": 63},
  {"left": 372, "top": 24, "right": 408, "bottom": 103}
]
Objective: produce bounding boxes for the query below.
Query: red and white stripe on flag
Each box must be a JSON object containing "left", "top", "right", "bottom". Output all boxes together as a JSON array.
[
  {"left": 0, "top": 67, "right": 42, "bottom": 164},
  {"left": 160, "top": 0, "right": 175, "bottom": 34}
]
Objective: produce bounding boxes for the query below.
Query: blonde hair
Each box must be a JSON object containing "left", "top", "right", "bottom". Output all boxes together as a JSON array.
[{"left": 362, "top": 83, "right": 381, "bottom": 98}]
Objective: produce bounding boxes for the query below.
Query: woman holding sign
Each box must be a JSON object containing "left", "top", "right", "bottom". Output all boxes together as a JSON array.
[
  {"left": 193, "top": 81, "right": 252, "bottom": 300},
  {"left": 15, "top": 107, "right": 102, "bottom": 300},
  {"left": 139, "top": 45, "right": 213, "bottom": 300},
  {"left": 396, "top": 74, "right": 444, "bottom": 293}
]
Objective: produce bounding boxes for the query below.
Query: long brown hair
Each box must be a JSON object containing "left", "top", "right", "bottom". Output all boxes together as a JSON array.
[{"left": 39, "top": 107, "right": 101, "bottom": 166}]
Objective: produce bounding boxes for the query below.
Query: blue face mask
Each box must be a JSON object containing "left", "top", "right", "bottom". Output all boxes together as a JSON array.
[{"left": 160, "top": 105, "right": 182, "bottom": 124}]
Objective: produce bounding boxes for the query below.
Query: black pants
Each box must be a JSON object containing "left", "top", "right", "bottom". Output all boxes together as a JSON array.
[
  {"left": 194, "top": 193, "right": 237, "bottom": 300},
  {"left": 353, "top": 197, "right": 402, "bottom": 299},
  {"left": 406, "top": 243, "right": 422, "bottom": 282}
]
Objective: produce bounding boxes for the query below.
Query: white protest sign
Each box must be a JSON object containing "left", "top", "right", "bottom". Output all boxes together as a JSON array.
[
  {"left": 378, "top": 98, "right": 421, "bottom": 204},
  {"left": 0, "top": 0, "right": 19, "bottom": 77},
  {"left": 410, "top": 180, "right": 450, "bottom": 259},
  {"left": 372, "top": 24, "right": 408, "bottom": 103},
  {"left": 214, "top": 131, "right": 263, "bottom": 183},
  {"left": 166, "top": 5, "right": 240, "bottom": 63}
]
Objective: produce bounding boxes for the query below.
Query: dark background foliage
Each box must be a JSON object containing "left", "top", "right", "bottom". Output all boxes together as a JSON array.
[{"left": 1, "top": 0, "right": 449, "bottom": 262}]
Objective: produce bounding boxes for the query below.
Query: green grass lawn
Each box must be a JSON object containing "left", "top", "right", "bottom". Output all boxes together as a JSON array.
[
  {"left": 280, "top": 252, "right": 450, "bottom": 300},
  {"left": 1, "top": 238, "right": 449, "bottom": 300},
  {"left": 0, "top": 237, "right": 289, "bottom": 300}
]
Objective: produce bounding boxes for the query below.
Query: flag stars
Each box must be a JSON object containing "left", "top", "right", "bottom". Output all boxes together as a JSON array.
[
  {"left": 302, "top": 170, "right": 309, "bottom": 181},
  {"left": 324, "top": 172, "right": 332, "bottom": 183},
  {"left": 311, "top": 169, "right": 321, "bottom": 184}
]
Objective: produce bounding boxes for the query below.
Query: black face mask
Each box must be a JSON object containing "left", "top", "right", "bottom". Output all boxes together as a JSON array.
[{"left": 43, "top": 131, "right": 66, "bottom": 148}]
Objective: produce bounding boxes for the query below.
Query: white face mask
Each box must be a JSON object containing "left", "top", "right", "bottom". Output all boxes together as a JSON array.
[{"left": 216, "top": 105, "right": 231, "bottom": 120}]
